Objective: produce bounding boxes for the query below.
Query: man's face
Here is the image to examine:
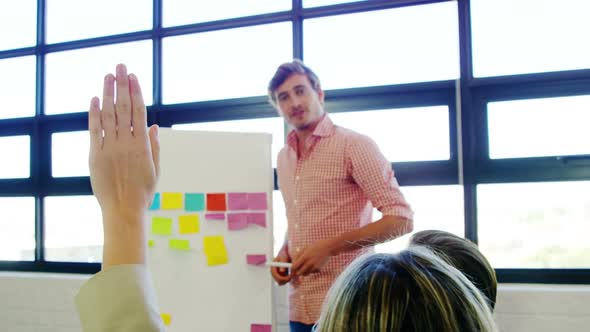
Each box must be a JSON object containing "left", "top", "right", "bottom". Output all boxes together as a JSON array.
[{"left": 274, "top": 74, "right": 325, "bottom": 130}]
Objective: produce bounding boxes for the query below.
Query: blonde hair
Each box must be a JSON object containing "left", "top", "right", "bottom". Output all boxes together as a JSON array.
[{"left": 315, "top": 247, "right": 498, "bottom": 332}]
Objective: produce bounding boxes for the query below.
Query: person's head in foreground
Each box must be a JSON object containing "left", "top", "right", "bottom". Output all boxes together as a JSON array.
[
  {"left": 314, "top": 246, "right": 498, "bottom": 332},
  {"left": 409, "top": 229, "right": 497, "bottom": 310}
]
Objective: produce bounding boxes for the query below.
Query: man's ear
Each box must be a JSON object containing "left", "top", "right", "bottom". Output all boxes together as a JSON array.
[{"left": 318, "top": 88, "right": 325, "bottom": 105}]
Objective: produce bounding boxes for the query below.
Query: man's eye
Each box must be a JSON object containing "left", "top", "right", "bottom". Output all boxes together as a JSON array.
[{"left": 279, "top": 95, "right": 288, "bottom": 102}]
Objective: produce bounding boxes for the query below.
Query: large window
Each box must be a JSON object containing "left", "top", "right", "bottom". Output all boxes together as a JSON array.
[
  {"left": 162, "top": 23, "right": 292, "bottom": 104},
  {"left": 1, "top": 0, "right": 589, "bottom": 284},
  {"left": 471, "top": 0, "right": 590, "bottom": 77}
]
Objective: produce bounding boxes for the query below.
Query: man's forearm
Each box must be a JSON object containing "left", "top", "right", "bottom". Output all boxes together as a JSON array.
[{"left": 325, "top": 215, "right": 413, "bottom": 256}]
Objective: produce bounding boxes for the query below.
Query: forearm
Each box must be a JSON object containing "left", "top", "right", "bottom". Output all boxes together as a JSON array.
[
  {"left": 326, "top": 215, "right": 413, "bottom": 256},
  {"left": 101, "top": 212, "right": 147, "bottom": 271}
]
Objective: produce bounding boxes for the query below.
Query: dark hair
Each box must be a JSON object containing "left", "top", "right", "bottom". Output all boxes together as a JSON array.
[
  {"left": 267, "top": 59, "right": 321, "bottom": 106},
  {"left": 316, "top": 247, "right": 498, "bottom": 332},
  {"left": 409, "top": 230, "right": 497, "bottom": 310}
]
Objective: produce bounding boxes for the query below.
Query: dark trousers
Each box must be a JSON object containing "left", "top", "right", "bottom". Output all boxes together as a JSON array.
[{"left": 290, "top": 321, "right": 315, "bottom": 332}]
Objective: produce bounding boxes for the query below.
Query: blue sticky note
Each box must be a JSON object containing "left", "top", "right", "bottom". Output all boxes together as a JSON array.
[
  {"left": 185, "top": 193, "right": 205, "bottom": 211},
  {"left": 149, "top": 193, "right": 161, "bottom": 210}
]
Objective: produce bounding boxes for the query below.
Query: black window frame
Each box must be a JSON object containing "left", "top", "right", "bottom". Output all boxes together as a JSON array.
[{"left": 0, "top": 0, "right": 588, "bottom": 284}]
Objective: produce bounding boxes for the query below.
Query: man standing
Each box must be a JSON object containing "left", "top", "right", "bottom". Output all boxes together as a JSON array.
[{"left": 268, "top": 60, "right": 414, "bottom": 332}]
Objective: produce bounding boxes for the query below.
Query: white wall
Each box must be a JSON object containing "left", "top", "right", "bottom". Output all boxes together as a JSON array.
[{"left": 1, "top": 272, "right": 589, "bottom": 332}]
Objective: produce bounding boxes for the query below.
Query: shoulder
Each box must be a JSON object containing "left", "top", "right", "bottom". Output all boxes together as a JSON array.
[{"left": 334, "top": 126, "right": 377, "bottom": 151}]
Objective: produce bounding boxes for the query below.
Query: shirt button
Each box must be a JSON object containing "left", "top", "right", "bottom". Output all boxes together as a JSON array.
[
  {"left": 294, "top": 223, "right": 299, "bottom": 229},
  {"left": 300, "top": 295, "right": 305, "bottom": 299},
  {"left": 296, "top": 247, "right": 301, "bottom": 253},
  {"left": 295, "top": 176, "right": 300, "bottom": 181},
  {"left": 293, "top": 199, "right": 298, "bottom": 205}
]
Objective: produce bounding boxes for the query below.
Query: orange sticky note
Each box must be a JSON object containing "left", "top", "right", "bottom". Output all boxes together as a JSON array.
[
  {"left": 207, "top": 193, "right": 227, "bottom": 211},
  {"left": 161, "top": 313, "right": 172, "bottom": 325},
  {"left": 162, "top": 192, "right": 183, "bottom": 210},
  {"left": 178, "top": 214, "right": 200, "bottom": 234}
]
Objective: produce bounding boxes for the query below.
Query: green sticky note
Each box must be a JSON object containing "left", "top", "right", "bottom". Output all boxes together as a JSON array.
[
  {"left": 169, "top": 239, "right": 190, "bottom": 251},
  {"left": 148, "top": 240, "right": 155, "bottom": 247},
  {"left": 185, "top": 193, "right": 205, "bottom": 211},
  {"left": 179, "top": 214, "right": 200, "bottom": 234},
  {"left": 152, "top": 217, "right": 173, "bottom": 235}
]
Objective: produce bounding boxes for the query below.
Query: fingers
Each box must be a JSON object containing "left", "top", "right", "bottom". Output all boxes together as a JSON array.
[
  {"left": 88, "top": 97, "right": 102, "bottom": 152},
  {"left": 128, "top": 73, "right": 147, "bottom": 137},
  {"left": 115, "top": 64, "right": 132, "bottom": 138},
  {"left": 149, "top": 125, "right": 160, "bottom": 177},
  {"left": 271, "top": 267, "right": 291, "bottom": 285},
  {"left": 101, "top": 74, "right": 116, "bottom": 142}
]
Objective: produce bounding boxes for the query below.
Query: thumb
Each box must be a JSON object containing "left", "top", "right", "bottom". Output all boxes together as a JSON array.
[{"left": 148, "top": 125, "right": 160, "bottom": 177}]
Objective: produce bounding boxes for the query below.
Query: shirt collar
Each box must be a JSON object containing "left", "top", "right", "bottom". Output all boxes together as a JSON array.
[{"left": 286, "top": 113, "right": 336, "bottom": 148}]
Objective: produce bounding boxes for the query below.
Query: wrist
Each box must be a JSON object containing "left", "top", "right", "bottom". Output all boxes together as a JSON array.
[
  {"left": 324, "top": 238, "right": 340, "bottom": 256},
  {"left": 101, "top": 213, "right": 147, "bottom": 271}
]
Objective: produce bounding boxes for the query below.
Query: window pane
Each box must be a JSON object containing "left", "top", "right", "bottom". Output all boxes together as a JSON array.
[
  {"left": 172, "top": 117, "right": 284, "bottom": 167},
  {"left": 330, "top": 106, "right": 450, "bottom": 162},
  {"left": 162, "top": 23, "right": 292, "bottom": 104},
  {"left": 0, "top": 136, "right": 30, "bottom": 179},
  {"left": 304, "top": 2, "right": 459, "bottom": 90},
  {"left": 471, "top": 0, "right": 590, "bottom": 77},
  {"left": 304, "top": 0, "right": 366, "bottom": 7},
  {"left": 0, "top": 0, "right": 36, "bottom": 50},
  {"left": 163, "top": 0, "right": 290, "bottom": 27},
  {"left": 478, "top": 181, "right": 590, "bottom": 268},
  {"left": 46, "top": 0, "right": 152, "bottom": 43},
  {"left": 45, "top": 41, "right": 153, "bottom": 115},
  {"left": 488, "top": 96, "right": 590, "bottom": 159},
  {"left": 0, "top": 56, "right": 36, "bottom": 119},
  {"left": 0, "top": 197, "right": 35, "bottom": 261},
  {"left": 52, "top": 131, "right": 89, "bottom": 177},
  {"left": 376, "top": 185, "right": 464, "bottom": 253},
  {"left": 45, "top": 196, "right": 103, "bottom": 262}
]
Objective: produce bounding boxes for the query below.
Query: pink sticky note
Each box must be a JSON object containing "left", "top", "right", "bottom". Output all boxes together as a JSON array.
[
  {"left": 246, "top": 254, "right": 267, "bottom": 266},
  {"left": 251, "top": 324, "right": 272, "bottom": 332},
  {"left": 228, "top": 192, "right": 249, "bottom": 210},
  {"left": 205, "top": 213, "right": 225, "bottom": 220},
  {"left": 248, "top": 192, "right": 268, "bottom": 210},
  {"left": 228, "top": 213, "right": 249, "bottom": 231},
  {"left": 248, "top": 213, "right": 267, "bottom": 228}
]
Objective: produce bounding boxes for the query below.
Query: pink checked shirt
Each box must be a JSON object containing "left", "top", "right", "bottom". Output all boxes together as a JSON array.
[{"left": 277, "top": 115, "right": 413, "bottom": 324}]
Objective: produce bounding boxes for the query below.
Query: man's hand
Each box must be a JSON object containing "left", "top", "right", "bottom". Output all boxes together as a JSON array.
[
  {"left": 89, "top": 64, "right": 160, "bottom": 270},
  {"left": 270, "top": 250, "right": 292, "bottom": 286},
  {"left": 292, "top": 239, "right": 334, "bottom": 276}
]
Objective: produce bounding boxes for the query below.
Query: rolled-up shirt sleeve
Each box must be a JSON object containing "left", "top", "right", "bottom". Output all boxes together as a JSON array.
[{"left": 347, "top": 134, "right": 414, "bottom": 220}]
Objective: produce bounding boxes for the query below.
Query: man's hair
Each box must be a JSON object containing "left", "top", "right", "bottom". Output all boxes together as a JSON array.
[
  {"left": 409, "top": 230, "right": 497, "bottom": 310},
  {"left": 315, "top": 247, "right": 498, "bottom": 332},
  {"left": 267, "top": 59, "right": 322, "bottom": 106}
]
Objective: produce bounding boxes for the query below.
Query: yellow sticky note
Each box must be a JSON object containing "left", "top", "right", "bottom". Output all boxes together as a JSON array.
[
  {"left": 151, "top": 217, "right": 173, "bottom": 235},
  {"left": 162, "top": 192, "right": 183, "bottom": 210},
  {"left": 203, "top": 236, "right": 226, "bottom": 255},
  {"left": 207, "top": 253, "right": 229, "bottom": 266},
  {"left": 169, "top": 238, "right": 190, "bottom": 251},
  {"left": 178, "top": 214, "right": 200, "bottom": 234},
  {"left": 148, "top": 240, "right": 155, "bottom": 248},
  {"left": 161, "top": 313, "right": 172, "bottom": 325},
  {"left": 203, "top": 235, "right": 228, "bottom": 266}
]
